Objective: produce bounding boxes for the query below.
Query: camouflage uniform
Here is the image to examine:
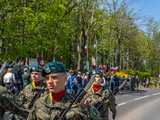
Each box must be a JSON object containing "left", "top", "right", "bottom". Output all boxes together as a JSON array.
[
  {"left": 27, "top": 92, "right": 88, "bottom": 120},
  {"left": 81, "top": 88, "right": 109, "bottom": 120},
  {"left": 0, "top": 85, "right": 28, "bottom": 120},
  {"left": 27, "top": 61, "right": 98, "bottom": 120},
  {"left": 0, "top": 85, "right": 8, "bottom": 118},
  {"left": 19, "top": 81, "right": 45, "bottom": 109},
  {"left": 0, "top": 64, "right": 45, "bottom": 120},
  {"left": 1, "top": 81, "right": 44, "bottom": 119},
  {"left": 19, "top": 64, "right": 45, "bottom": 109},
  {"left": 81, "top": 77, "right": 116, "bottom": 120}
]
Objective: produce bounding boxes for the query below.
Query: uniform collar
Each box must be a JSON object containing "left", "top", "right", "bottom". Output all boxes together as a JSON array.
[
  {"left": 31, "top": 80, "right": 41, "bottom": 89},
  {"left": 92, "top": 83, "right": 102, "bottom": 93},
  {"left": 50, "top": 90, "right": 65, "bottom": 103},
  {"left": 44, "top": 90, "right": 71, "bottom": 108}
]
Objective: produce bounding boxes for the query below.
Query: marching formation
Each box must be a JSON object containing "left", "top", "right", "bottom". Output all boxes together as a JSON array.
[{"left": 0, "top": 59, "right": 128, "bottom": 120}]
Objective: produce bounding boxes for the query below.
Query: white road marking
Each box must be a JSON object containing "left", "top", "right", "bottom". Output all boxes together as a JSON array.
[
  {"left": 133, "top": 95, "right": 150, "bottom": 101},
  {"left": 118, "top": 99, "right": 135, "bottom": 106},
  {"left": 118, "top": 92, "right": 160, "bottom": 107},
  {"left": 152, "top": 92, "right": 160, "bottom": 96},
  {"left": 118, "top": 102, "right": 128, "bottom": 106}
]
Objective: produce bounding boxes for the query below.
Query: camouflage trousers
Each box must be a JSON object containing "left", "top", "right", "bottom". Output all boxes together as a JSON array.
[{"left": 2, "top": 111, "right": 26, "bottom": 120}]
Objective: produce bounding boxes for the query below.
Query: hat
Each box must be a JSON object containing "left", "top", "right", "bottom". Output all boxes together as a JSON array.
[
  {"left": 43, "top": 61, "right": 66, "bottom": 76},
  {"left": 30, "top": 64, "right": 42, "bottom": 72},
  {"left": 5, "top": 64, "right": 13, "bottom": 69},
  {"left": 95, "top": 70, "right": 103, "bottom": 78}
]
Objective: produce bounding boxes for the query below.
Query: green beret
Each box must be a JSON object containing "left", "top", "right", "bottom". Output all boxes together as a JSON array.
[
  {"left": 30, "top": 64, "right": 42, "bottom": 72},
  {"left": 43, "top": 61, "right": 66, "bottom": 75}
]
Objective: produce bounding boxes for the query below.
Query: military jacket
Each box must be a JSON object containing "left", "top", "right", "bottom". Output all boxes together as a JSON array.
[
  {"left": 27, "top": 92, "right": 89, "bottom": 120},
  {"left": 0, "top": 86, "right": 28, "bottom": 120},
  {"left": 19, "top": 81, "right": 45, "bottom": 109},
  {"left": 81, "top": 84, "right": 116, "bottom": 120}
]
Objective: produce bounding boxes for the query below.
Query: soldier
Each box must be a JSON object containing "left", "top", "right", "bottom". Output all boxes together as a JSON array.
[
  {"left": 0, "top": 85, "right": 8, "bottom": 118},
  {"left": 22, "top": 67, "right": 30, "bottom": 87},
  {"left": 0, "top": 85, "right": 29, "bottom": 120},
  {"left": 27, "top": 61, "right": 96, "bottom": 120},
  {"left": 19, "top": 64, "right": 45, "bottom": 109},
  {"left": 1, "top": 64, "right": 44, "bottom": 120},
  {"left": 66, "top": 70, "right": 78, "bottom": 97},
  {"left": 81, "top": 73, "right": 117, "bottom": 120}
]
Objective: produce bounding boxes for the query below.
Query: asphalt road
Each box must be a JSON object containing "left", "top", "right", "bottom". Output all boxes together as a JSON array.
[{"left": 115, "top": 88, "right": 160, "bottom": 120}]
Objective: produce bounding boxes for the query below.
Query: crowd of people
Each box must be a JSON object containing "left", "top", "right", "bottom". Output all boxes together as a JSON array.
[
  {"left": 0, "top": 58, "right": 150, "bottom": 120},
  {"left": 0, "top": 59, "right": 125, "bottom": 96},
  {"left": 0, "top": 59, "right": 118, "bottom": 120}
]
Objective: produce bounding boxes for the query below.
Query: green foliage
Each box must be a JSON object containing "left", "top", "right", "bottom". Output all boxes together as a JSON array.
[
  {"left": 0, "top": 0, "right": 159, "bottom": 74},
  {"left": 127, "top": 70, "right": 151, "bottom": 78}
]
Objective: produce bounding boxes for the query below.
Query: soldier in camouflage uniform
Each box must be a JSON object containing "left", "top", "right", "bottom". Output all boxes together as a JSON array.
[
  {"left": 19, "top": 64, "right": 45, "bottom": 109},
  {"left": 0, "top": 64, "right": 45, "bottom": 120},
  {"left": 0, "top": 85, "right": 8, "bottom": 118},
  {"left": 81, "top": 73, "right": 116, "bottom": 120},
  {"left": 0, "top": 85, "right": 29, "bottom": 120},
  {"left": 27, "top": 61, "right": 101, "bottom": 120}
]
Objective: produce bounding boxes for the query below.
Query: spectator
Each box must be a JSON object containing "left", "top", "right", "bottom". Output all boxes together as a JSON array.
[
  {"left": 135, "top": 75, "right": 140, "bottom": 90},
  {"left": 66, "top": 70, "right": 78, "bottom": 97},
  {"left": 3, "top": 67, "right": 18, "bottom": 94},
  {"left": 22, "top": 67, "right": 30, "bottom": 87}
]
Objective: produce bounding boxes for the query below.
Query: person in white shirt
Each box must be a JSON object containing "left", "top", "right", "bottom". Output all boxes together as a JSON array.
[{"left": 3, "top": 67, "right": 16, "bottom": 93}]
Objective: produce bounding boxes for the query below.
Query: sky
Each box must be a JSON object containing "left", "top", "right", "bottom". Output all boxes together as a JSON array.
[
  {"left": 129, "top": 0, "right": 160, "bottom": 30},
  {"left": 130, "top": 0, "right": 160, "bottom": 21}
]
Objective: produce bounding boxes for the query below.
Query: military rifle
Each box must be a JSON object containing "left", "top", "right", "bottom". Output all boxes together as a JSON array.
[
  {"left": 28, "top": 87, "right": 46, "bottom": 109},
  {"left": 53, "top": 75, "right": 96, "bottom": 120},
  {"left": 95, "top": 78, "right": 128, "bottom": 119}
]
